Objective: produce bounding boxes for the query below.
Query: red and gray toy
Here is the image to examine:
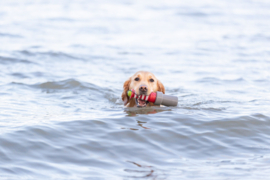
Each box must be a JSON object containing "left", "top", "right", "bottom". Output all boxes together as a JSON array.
[{"left": 127, "top": 89, "right": 178, "bottom": 106}]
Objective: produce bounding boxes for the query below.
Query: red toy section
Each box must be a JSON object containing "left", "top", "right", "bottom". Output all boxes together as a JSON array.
[{"left": 129, "top": 89, "right": 157, "bottom": 103}]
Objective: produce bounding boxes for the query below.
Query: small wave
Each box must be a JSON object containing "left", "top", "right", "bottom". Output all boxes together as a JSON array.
[
  {"left": 177, "top": 11, "right": 209, "bottom": 17},
  {"left": 10, "top": 73, "right": 29, "bottom": 79},
  {"left": 118, "top": 51, "right": 144, "bottom": 56},
  {"left": 0, "top": 32, "right": 22, "bottom": 38},
  {"left": 32, "top": 79, "right": 99, "bottom": 91},
  {"left": 196, "top": 77, "right": 246, "bottom": 84},
  {"left": 48, "top": 17, "right": 76, "bottom": 22},
  {"left": 176, "top": 8, "right": 222, "bottom": 17},
  {"left": 8, "top": 79, "right": 119, "bottom": 109},
  {"left": 37, "top": 51, "right": 82, "bottom": 60},
  {"left": 0, "top": 56, "right": 34, "bottom": 65},
  {"left": 181, "top": 106, "right": 225, "bottom": 112},
  {"left": 8, "top": 79, "right": 104, "bottom": 93},
  {"left": 16, "top": 50, "right": 84, "bottom": 60}
]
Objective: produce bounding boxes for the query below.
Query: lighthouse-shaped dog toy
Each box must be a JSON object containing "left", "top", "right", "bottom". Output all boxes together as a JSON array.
[{"left": 127, "top": 89, "right": 178, "bottom": 106}]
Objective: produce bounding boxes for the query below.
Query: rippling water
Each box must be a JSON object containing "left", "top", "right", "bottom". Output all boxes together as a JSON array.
[{"left": 1, "top": 0, "right": 270, "bottom": 179}]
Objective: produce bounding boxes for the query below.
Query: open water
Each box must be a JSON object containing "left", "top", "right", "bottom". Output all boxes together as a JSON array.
[{"left": 0, "top": 0, "right": 270, "bottom": 179}]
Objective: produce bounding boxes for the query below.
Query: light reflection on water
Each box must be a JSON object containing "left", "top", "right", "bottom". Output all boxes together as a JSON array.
[{"left": 0, "top": 0, "right": 270, "bottom": 179}]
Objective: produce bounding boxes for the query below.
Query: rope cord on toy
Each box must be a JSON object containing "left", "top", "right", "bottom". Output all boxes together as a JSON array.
[{"left": 134, "top": 94, "right": 149, "bottom": 101}]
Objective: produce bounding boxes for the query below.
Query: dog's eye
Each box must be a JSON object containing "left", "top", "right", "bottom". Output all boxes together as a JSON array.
[
  {"left": 150, "top": 79, "right": 154, "bottom": 82},
  {"left": 135, "top": 77, "right": 140, "bottom": 81}
]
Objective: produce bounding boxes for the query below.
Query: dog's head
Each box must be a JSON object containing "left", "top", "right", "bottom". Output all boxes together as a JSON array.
[{"left": 122, "top": 71, "right": 165, "bottom": 107}]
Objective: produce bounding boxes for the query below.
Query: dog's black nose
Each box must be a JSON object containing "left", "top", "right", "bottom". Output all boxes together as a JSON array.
[{"left": 139, "top": 85, "right": 148, "bottom": 93}]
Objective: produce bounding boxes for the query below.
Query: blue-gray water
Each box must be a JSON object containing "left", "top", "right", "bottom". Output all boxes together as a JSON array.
[{"left": 1, "top": 0, "right": 270, "bottom": 179}]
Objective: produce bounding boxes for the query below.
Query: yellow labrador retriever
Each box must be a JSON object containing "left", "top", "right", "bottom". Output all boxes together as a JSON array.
[{"left": 122, "top": 71, "right": 165, "bottom": 107}]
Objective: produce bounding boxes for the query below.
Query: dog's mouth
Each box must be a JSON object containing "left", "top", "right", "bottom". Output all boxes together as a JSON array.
[{"left": 135, "top": 98, "right": 149, "bottom": 107}]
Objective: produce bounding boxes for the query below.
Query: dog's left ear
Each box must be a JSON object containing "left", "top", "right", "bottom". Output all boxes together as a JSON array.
[
  {"left": 157, "top": 80, "right": 165, "bottom": 94},
  {"left": 121, "top": 77, "right": 131, "bottom": 106}
]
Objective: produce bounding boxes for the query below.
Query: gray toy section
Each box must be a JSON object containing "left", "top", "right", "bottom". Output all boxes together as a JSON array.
[{"left": 154, "top": 91, "right": 178, "bottom": 106}]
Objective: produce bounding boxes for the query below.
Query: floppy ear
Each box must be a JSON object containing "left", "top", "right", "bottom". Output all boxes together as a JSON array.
[
  {"left": 121, "top": 78, "right": 131, "bottom": 106},
  {"left": 157, "top": 80, "right": 165, "bottom": 94}
]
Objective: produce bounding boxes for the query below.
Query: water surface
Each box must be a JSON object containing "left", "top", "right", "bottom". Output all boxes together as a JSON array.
[{"left": 0, "top": 0, "right": 270, "bottom": 179}]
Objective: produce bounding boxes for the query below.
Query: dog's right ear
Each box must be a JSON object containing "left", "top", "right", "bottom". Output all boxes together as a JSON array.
[
  {"left": 157, "top": 79, "right": 165, "bottom": 94},
  {"left": 121, "top": 77, "right": 131, "bottom": 106}
]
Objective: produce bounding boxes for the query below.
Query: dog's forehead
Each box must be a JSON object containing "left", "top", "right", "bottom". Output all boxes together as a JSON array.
[{"left": 134, "top": 71, "right": 156, "bottom": 79}]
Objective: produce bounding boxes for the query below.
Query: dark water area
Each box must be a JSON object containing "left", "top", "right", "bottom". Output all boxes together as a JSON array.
[{"left": 0, "top": 0, "right": 270, "bottom": 179}]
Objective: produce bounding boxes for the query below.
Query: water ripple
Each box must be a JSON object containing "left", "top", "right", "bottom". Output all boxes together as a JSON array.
[
  {"left": 1, "top": 0, "right": 270, "bottom": 179},
  {"left": 0, "top": 56, "right": 34, "bottom": 65}
]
